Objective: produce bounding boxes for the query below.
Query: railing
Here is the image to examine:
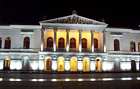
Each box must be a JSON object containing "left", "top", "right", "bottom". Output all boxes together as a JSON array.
[
  {"left": 0, "top": 48, "right": 39, "bottom": 52},
  {"left": 43, "top": 48, "right": 104, "bottom": 53},
  {"left": 81, "top": 48, "right": 91, "bottom": 52},
  {"left": 108, "top": 50, "right": 140, "bottom": 55},
  {"left": 69, "top": 48, "right": 79, "bottom": 52},
  {"left": 56, "top": 48, "right": 66, "bottom": 52},
  {"left": 43, "top": 48, "right": 53, "bottom": 52},
  {"left": 94, "top": 48, "right": 104, "bottom": 53}
]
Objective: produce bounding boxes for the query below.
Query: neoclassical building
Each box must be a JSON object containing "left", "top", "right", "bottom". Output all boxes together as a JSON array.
[{"left": 0, "top": 12, "right": 140, "bottom": 73}]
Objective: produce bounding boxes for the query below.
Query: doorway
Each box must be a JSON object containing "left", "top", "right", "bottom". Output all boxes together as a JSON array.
[
  {"left": 3, "top": 56, "right": 11, "bottom": 70},
  {"left": 83, "top": 57, "right": 90, "bottom": 72},
  {"left": 44, "top": 56, "right": 52, "bottom": 72},
  {"left": 22, "top": 56, "right": 30, "bottom": 71},
  {"left": 57, "top": 56, "right": 65, "bottom": 72},
  {"left": 95, "top": 58, "right": 102, "bottom": 72},
  {"left": 131, "top": 60, "right": 136, "bottom": 72},
  {"left": 70, "top": 57, "right": 78, "bottom": 72}
]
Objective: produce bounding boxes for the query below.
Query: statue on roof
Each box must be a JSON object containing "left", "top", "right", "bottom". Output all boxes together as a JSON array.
[{"left": 72, "top": 10, "right": 77, "bottom": 15}]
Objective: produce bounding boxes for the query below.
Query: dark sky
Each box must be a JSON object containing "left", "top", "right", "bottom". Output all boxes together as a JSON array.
[{"left": 0, "top": 0, "right": 140, "bottom": 29}]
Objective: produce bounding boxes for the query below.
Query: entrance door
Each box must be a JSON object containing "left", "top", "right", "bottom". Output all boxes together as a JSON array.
[
  {"left": 70, "top": 57, "right": 77, "bottom": 72},
  {"left": 58, "top": 38, "right": 65, "bottom": 48},
  {"left": 131, "top": 60, "right": 136, "bottom": 72},
  {"left": 57, "top": 57, "right": 65, "bottom": 72},
  {"left": 95, "top": 58, "right": 102, "bottom": 72},
  {"left": 22, "top": 56, "right": 30, "bottom": 71},
  {"left": 44, "top": 57, "right": 52, "bottom": 72},
  {"left": 82, "top": 38, "right": 87, "bottom": 52},
  {"left": 83, "top": 57, "right": 90, "bottom": 72},
  {"left": 3, "top": 56, "right": 11, "bottom": 70}
]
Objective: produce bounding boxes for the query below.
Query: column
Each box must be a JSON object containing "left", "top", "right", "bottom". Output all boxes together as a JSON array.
[
  {"left": 54, "top": 28, "right": 57, "bottom": 52},
  {"left": 103, "top": 30, "right": 106, "bottom": 52},
  {"left": 91, "top": 30, "right": 94, "bottom": 52},
  {"left": 66, "top": 29, "right": 69, "bottom": 52},
  {"left": 79, "top": 30, "right": 82, "bottom": 52},
  {"left": 41, "top": 26, "right": 45, "bottom": 51}
]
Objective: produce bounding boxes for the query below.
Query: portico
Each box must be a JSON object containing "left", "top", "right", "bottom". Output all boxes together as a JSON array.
[{"left": 40, "top": 13, "right": 108, "bottom": 53}]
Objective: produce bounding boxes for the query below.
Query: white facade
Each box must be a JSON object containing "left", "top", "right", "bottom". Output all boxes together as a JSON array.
[
  {"left": 0, "top": 25, "right": 41, "bottom": 49},
  {"left": 0, "top": 13, "right": 140, "bottom": 73},
  {"left": 1, "top": 26, "right": 140, "bottom": 52}
]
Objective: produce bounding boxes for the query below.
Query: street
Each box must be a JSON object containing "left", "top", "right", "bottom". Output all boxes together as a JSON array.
[{"left": 0, "top": 72, "right": 140, "bottom": 89}]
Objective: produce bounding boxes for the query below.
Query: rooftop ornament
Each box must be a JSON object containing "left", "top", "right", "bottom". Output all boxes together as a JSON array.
[{"left": 72, "top": 10, "right": 77, "bottom": 15}]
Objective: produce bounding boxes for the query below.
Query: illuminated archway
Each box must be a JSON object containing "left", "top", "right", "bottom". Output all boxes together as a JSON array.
[
  {"left": 94, "top": 38, "right": 98, "bottom": 49},
  {"left": 47, "top": 37, "right": 53, "bottom": 48},
  {"left": 82, "top": 57, "right": 90, "bottom": 72},
  {"left": 70, "top": 38, "right": 76, "bottom": 49},
  {"left": 58, "top": 38, "right": 65, "bottom": 48},
  {"left": 44, "top": 56, "right": 52, "bottom": 72},
  {"left": 70, "top": 57, "right": 78, "bottom": 72},
  {"left": 57, "top": 56, "right": 65, "bottom": 72},
  {"left": 3, "top": 56, "right": 11, "bottom": 70},
  {"left": 82, "top": 38, "right": 87, "bottom": 49},
  {"left": 95, "top": 57, "right": 102, "bottom": 72}
]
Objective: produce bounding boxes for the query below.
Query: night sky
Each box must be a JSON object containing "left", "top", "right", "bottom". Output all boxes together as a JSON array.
[{"left": 0, "top": 0, "right": 140, "bottom": 29}]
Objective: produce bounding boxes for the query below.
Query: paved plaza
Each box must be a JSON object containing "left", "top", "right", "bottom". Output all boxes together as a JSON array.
[{"left": 0, "top": 72, "right": 140, "bottom": 89}]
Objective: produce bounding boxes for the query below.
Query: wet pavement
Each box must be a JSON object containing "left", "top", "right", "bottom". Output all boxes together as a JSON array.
[{"left": 0, "top": 72, "right": 140, "bottom": 89}]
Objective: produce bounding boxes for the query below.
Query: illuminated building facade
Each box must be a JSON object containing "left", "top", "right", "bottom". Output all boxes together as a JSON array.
[{"left": 0, "top": 12, "right": 140, "bottom": 72}]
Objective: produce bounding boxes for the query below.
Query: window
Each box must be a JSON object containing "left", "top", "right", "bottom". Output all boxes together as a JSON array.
[
  {"left": 0, "top": 38, "right": 2, "bottom": 48},
  {"left": 138, "top": 42, "right": 140, "bottom": 52},
  {"left": 114, "top": 39, "right": 120, "bottom": 51},
  {"left": 21, "top": 29, "right": 34, "bottom": 32},
  {"left": 47, "top": 37, "right": 53, "bottom": 48},
  {"left": 130, "top": 41, "right": 136, "bottom": 52},
  {"left": 4, "top": 37, "right": 11, "bottom": 49},
  {"left": 110, "top": 32, "right": 122, "bottom": 35},
  {"left": 70, "top": 38, "right": 76, "bottom": 48},
  {"left": 94, "top": 38, "right": 98, "bottom": 49},
  {"left": 58, "top": 38, "right": 65, "bottom": 48},
  {"left": 23, "top": 37, "right": 30, "bottom": 49},
  {"left": 82, "top": 38, "right": 87, "bottom": 49}
]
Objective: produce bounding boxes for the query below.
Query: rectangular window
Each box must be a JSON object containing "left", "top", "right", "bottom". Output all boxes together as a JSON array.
[
  {"left": 110, "top": 32, "right": 122, "bottom": 35},
  {"left": 21, "top": 29, "right": 34, "bottom": 32}
]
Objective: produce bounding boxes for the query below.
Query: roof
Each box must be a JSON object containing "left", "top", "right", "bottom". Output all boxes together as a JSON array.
[
  {"left": 40, "top": 13, "right": 107, "bottom": 25},
  {"left": 0, "top": 25, "right": 41, "bottom": 30}
]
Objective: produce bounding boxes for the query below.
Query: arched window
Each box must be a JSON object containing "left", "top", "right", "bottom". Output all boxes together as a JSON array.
[
  {"left": 70, "top": 38, "right": 76, "bottom": 48},
  {"left": 114, "top": 39, "right": 120, "bottom": 51},
  {"left": 130, "top": 41, "right": 136, "bottom": 52},
  {"left": 138, "top": 42, "right": 140, "bottom": 52},
  {"left": 58, "top": 38, "right": 65, "bottom": 48},
  {"left": 47, "top": 37, "right": 53, "bottom": 48},
  {"left": 82, "top": 38, "right": 87, "bottom": 49},
  {"left": 0, "top": 38, "right": 2, "bottom": 48},
  {"left": 23, "top": 37, "right": 30, "bottom": 49},
  {"left": 4, "top": 37, "right": 11, "bottom": 49},
  {"left": 94, "top": 38, "right": 98, "bottom": 49}
]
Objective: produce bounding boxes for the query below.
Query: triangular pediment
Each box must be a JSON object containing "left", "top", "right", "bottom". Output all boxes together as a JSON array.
[{"left": 40, "top": 13, "right": 106, "bottom": 25}]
